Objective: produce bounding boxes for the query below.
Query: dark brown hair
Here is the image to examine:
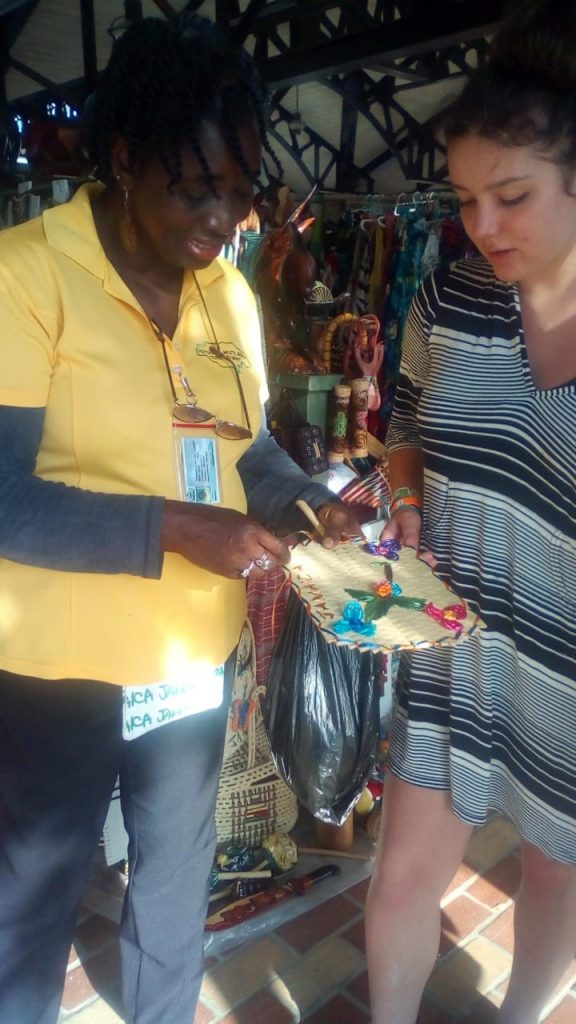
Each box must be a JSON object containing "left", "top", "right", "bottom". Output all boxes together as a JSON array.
[{"left": 440, "top": 1, "right": 576, "bottom": 178}]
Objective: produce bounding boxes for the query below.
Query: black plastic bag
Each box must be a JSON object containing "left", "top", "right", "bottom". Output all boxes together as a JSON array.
[{"left": 263, "top": 589, "right": 381, "bottom": 825}]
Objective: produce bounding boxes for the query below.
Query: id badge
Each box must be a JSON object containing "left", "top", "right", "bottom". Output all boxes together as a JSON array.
[{"left": 173, "top": 425, "right": 221, "bottom": 504}]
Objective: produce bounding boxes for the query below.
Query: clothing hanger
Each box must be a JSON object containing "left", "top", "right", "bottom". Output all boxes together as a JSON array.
[
  {"left": 393, "top": 191, "right": 417, "bottom": 216},
  {"left": 359, "top": 216, "right": 377, "bottom": 234}
]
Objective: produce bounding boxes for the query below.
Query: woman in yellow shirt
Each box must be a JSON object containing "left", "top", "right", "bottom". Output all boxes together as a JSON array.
[{"left": 0, "top": 12, "right": 358, "bottom": 1024}]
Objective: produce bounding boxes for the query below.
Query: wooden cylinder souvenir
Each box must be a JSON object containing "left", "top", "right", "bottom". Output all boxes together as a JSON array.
[
  {"left": 349, "top": 377, "right": 370, "bottom": 457},
  {"left": 315, "top": 811, "right": 354, "bottom": 851},
  {"left": 365, "top": 807, "right": 383, "bottom": 842},
  {"left": 328, "top": 383, "right": 351, "bottom": 462}
]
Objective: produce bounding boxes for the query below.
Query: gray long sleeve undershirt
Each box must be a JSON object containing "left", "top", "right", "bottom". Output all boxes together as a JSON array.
[{"left": 0, "top": 406, "right": 336, "bottom": 577}]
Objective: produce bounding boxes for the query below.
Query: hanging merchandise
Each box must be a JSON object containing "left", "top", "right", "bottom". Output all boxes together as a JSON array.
[
  {"left": 215, "top": 620, "right": 298, "bottom": 848},
  {"left": 247, "top": 566, "right": 291, "bottom": 690},
  {"left": 371, "top": 197, "right": 468, "bottom": 434},
  {"left": 235, "top": 206, "right": 262, "bottom": 281},
  {"left": 312, "top": 190, "right": 468, "bottom": 439},
  {"left": 263, "top": 590, "right": 382, "bottom": 826}
]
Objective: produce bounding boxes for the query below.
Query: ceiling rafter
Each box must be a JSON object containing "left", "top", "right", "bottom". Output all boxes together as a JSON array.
[
  {"left": 0, "top": 0, "right": 505, "bottom": 191},
  {"left": 266, "top": 45, "right": 480, "bottom": 188},
  {"left": 254, "top": 0, "right": 503, "bottom": 86},
  {"left": 393, "top": 40, "right": 488, "bottom": 92},
  {"left": 270, "top": 95, "right": 375, "bottom": 191},
  {"left": 6, "top": 55, "right": 79, "bottom": 107}
]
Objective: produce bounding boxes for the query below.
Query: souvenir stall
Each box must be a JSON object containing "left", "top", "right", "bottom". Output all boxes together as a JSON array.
[
  {"left": 0, "top": 0, "right": 499, "bottom": 963},
  {"left": 171, "top": 182, "right": 481, "bottom": 936},
  {"left": 0, "top": 130, "right": 477, "bottom": 942},
  {"left": 232, "top": 184, "right": 468, "bottom": 549},
  {"left": 98, "top": 182, "right": 478, "bottom": 933},
  {"left": 240, "top": 187, "right": 469, "bottom": 448}
]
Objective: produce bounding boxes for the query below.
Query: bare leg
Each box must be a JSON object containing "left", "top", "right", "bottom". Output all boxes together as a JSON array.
[
  {"left": 366, "top": 774, "right": 473, "bottom": 1024},
  {"left": 498, "top": 841, "right": 576, "bottom": 1024}
]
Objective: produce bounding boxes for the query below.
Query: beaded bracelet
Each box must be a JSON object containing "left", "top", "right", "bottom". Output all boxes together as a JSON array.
[
  {"left": 389, "top": 495, "right": 423, "bottom": 516},
  {"left": 390, "top": 485, "right": 422, "bottom": 504}
]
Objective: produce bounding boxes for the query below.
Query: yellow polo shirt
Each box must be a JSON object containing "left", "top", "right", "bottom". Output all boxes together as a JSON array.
[{"left": 0, "top": 183, "right": 267, "bottom": 684}]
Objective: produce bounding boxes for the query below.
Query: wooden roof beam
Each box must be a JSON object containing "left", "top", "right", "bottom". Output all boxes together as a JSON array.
[
  {"left": 7, "top": 56, "right": 79, "bottom": 107},
  {"left": 260, "top": 0, "right": 504, "bottom": 86}
]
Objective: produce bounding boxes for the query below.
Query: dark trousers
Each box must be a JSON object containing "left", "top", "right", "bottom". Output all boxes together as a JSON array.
[{"left": 0, "top": 662, "right": 233, "bottom": 1024}]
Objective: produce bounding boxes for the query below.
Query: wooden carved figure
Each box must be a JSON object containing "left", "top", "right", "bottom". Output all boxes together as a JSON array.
[{"left": 253, "top": 186, "right": 324, "bottom": 374}]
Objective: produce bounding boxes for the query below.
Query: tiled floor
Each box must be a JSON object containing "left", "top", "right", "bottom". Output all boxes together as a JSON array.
[{"left": 60, "top": 816, "right": 576, "bottom": 1024}]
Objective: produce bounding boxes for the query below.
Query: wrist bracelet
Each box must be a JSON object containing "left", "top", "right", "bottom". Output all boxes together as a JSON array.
[
  {"left": 390, "top": 486, "right": 422, "bottom": 504},
  {"left": 390, "top": 496, "right": 423, "bottom": 516}
]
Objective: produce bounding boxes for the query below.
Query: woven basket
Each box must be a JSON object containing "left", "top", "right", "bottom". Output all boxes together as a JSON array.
[{"left": 215, "top": 620, "right": 298, "bottom": 849}]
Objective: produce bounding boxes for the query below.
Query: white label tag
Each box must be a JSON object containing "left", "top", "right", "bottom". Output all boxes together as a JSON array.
[
  {"left": 122, "top": 665, "right": 224, "bottom": 741},
  {"left": 51, "top": 178, "right": 71, "bottom": 204},
  {"left": 179, "top": 435, "right": 221, "bottom": 504}
]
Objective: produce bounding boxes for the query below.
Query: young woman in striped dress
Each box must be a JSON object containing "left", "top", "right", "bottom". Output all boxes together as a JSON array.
[{"left": 366, "top": 3, "right": 576, "bottom": 1022}]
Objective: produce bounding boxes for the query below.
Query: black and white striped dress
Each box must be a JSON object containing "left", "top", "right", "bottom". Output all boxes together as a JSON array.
[{"left": 387, "top": 256, "right": 576, "bottom": 864}]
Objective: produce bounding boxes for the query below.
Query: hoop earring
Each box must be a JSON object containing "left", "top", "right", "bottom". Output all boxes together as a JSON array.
[{"left": 119, "top": 183, "right": 138, "bottom": 254}]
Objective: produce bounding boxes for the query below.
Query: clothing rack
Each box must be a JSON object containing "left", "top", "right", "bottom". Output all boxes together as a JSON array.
[{"left": 311, "top": 187, "right": 459, "bottom": 217}]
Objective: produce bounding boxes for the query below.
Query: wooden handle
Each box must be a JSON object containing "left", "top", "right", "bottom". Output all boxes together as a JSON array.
[
  {"left": 208, "top": 884, "right": 232, "bottom": 904},
  {"left": 295, "top": 499, "right": 325, "bottom": 537},
  {"left": 217, "top": 869, "right": 272, "bottom": 880},
  {"left": 298, "top": 846, "right": 372, "bottom": 861}
]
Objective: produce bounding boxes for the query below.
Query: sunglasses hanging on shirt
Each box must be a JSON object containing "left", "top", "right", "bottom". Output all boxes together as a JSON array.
[{"left": 150, "top": 278, "right": 252, "bottom": 441}]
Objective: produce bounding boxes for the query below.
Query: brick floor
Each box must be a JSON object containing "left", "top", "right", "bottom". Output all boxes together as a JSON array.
[
  {"left": 482, "top": 905, "right": 515, "bottom": 953},
  {"left": 274, "top": 892, "right": 360, "bottom": 952},
  {"left": 466, "top": 854, "right": 521, "bottom": 909},
  {"left": 60, "top": 817, "right": 576, "bottom": 1024},
  {"left": 217, "top": 988, "right": 294, "bottom": 1024},
  {"left": 440, "top": 894, "right": 500, "bottom": 954},
  {"left": 303, "top": 994, "right": 371, "bottom": 1023}
]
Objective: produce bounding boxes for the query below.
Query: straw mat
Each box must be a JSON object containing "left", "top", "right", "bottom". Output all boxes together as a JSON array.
[{"left": 287, "top": 539, "right": 483, "bottom": 653}]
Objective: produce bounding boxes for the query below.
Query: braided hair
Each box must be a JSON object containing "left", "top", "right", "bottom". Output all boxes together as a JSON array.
[{"left": 87, "top": 9, "right": 282, "bottom": 188}]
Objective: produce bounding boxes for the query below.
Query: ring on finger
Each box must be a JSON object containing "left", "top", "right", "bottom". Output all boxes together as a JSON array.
[
  {"left": 240, "top": 561, "right": 255, "bottom": 578},
  {"left": 254, "top": 554, "right": 273, "bottom": 571}
]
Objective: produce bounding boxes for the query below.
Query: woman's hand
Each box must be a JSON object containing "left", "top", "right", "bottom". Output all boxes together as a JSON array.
[
  {"left": 316, "top": 502, "right": 364, "bottom": 549},
  {"left": 161, "top": 500, "right": 290, "bottom": 579},
  {"left": 380, "top": 507, "right": 437, "bottom": 569}
]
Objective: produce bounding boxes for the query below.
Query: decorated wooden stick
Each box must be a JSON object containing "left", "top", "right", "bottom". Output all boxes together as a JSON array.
[
  {"left": 349, "top": 377, "right": 370, "bottom": 457},
  {"left": 328, "top": 383, "right": 352, "bottom": 462}
]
